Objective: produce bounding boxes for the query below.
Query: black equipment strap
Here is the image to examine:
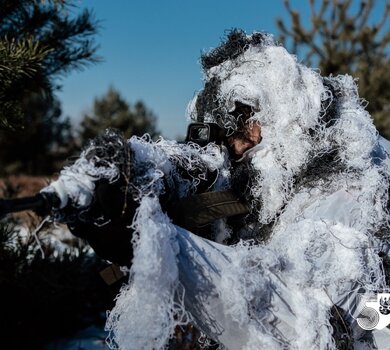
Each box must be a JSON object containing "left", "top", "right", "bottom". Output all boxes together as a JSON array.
[
  {"left": 99, "top": 264, "right": 126, "bottom": 285},
  {"left": 168, "top": 190, "right": 249, "bottom": 231}
]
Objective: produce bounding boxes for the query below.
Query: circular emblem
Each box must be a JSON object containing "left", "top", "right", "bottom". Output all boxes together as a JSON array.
[{"left": 357, "top": 307, "right": 380, "bottom": 330}]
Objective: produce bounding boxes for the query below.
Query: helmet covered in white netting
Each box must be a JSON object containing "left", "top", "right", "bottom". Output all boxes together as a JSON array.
[{"left": 187, "top": 29, "right": 376, "bottom": 165}]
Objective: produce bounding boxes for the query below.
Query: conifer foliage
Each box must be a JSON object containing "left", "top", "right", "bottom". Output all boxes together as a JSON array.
[
  {"left": 277, "top": 0, "right": 390, "bottom": 137},
  {"left": 0, "top": 37, "right": 50, "bottom": 129},
  {"left": 0, "top": 0, "right": 100, "bottom": 175},
  {"left": 79, "top": 86, "right": 159, "bottom": 144}
]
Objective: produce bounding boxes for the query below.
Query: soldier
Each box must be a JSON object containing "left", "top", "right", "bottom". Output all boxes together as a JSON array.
[{"left": 4, "top": 29, "right": 390, "bottom": 349}]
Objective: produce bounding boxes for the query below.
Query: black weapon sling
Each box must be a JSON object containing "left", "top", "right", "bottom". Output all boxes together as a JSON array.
[{"left": 167, "top": 190, "right": 249, "bottom": 231}]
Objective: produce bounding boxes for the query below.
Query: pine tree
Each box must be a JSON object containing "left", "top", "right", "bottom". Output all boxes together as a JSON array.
[
  {"left": 0, "top": 37, "right": 50, "bottom": 129},
  {"left": 0, "top": 93, "right": 75, "bottom": 174},
  {"left": 0, "top": 0, "right": 100, "bottom": 175},
  {"left": 0, "top": 0, "right": 100, "bottom": 81},
  {"left": 79, "top": 86, "right": 159, "bottom": 144},
  {"left": 276, "top": 0, "right": 390, "bottom": 137}
]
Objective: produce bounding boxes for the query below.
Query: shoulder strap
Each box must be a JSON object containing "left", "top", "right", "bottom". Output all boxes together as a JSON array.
[{"left": 168, "top": 190, "right": 249, "bottom": 230}]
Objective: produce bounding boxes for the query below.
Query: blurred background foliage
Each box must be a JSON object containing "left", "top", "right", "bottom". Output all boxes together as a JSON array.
[
  {"left": 277, "top": 0, "right": 390, "bottom": 138},
  {"left": 0, "top": 0, "right": 388, "bottom": 349},
  {"left": 79, "top": 86, "right": 159, "bottom": 146}
]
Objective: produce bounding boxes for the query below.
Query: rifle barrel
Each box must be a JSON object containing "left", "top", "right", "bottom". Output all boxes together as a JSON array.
[{"left": 0, "top": 193, "right": 59, "bottom": 218}]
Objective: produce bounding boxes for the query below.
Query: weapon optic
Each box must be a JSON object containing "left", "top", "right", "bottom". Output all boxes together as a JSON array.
[{"left": 185, "top": 122, "right": 227, "bottom": 147}]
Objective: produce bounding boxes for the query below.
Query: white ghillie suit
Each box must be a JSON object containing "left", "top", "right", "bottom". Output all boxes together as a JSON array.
[{"left": 44, "top": 31, "right": 390, "bottom": 349}]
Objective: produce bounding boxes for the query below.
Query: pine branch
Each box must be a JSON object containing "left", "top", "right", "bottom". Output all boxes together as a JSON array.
[
  {"left": 0, "top": 37, "right": 51, "bottom": 129},
  {"left": 0, "top": 0, "right": 100, "bottom": 173}
]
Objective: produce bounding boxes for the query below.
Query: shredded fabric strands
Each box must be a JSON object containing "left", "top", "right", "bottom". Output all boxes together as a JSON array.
[
  {"left": 42, "top": 129, "right": 128, "bottom": 223},
  {"left": 30, "top": 215, "right": 51, "bottom": 259},
  {"left": 105, "top": 197, "right": 189, "bottom": 350}
]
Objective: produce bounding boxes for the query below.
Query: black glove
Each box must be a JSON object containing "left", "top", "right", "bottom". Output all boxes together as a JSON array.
[{"left": 68, "top": 178, "right": 137, "bottom": 267}]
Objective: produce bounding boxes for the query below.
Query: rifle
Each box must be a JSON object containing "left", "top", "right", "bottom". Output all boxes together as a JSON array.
[
  {"left": 0, "top": 123, "right": 228, "bottom": 219},
  {"left": 0, "top": 126, "right": 248, "bottom": 267},
  {"left": 0, "top": 191, "right": 60, "bottom": 219}
]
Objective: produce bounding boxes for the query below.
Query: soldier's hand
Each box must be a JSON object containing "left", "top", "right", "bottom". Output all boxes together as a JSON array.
[{"left": 68, "top": 178, "right": 137, "bottom": 267}]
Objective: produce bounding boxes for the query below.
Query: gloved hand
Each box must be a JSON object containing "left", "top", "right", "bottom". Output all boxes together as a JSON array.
[{"left": 68, "top": 178, "right": 137, "bottom": 267}]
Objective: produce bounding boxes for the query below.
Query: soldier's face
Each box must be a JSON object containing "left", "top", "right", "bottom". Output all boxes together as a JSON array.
[
  {"left": 227, "top": 122, "right": 262, "bottom": 158},
  {"left": 226, "top": 102, "right": 262, "bottom": 158}
]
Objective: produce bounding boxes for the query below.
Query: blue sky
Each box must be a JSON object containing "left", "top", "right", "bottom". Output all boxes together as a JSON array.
[{"left": 57, "top": 0, "right": 386, "bottom": 139}]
